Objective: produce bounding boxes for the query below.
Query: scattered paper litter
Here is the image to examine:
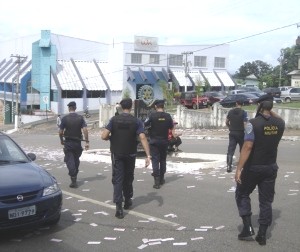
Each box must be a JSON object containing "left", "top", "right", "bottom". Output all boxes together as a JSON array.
[
  {"left": 90, "top": 223, "right": 98, "bottom": 227},
  {"left": 195, "top": 228, "right": 208, "bottom": 232},
  {"left": 87, "top": 241, "right": 101, "bottom": 245},
  {"left": 61, "top": 209, "right": 69, "bottom": 212},
  {"left": 284, "top": 175, "right": 289, "bottom": 178},
  {"left": 138, "top": 244, "right": 148, "bottom": 249},
  {"left": 164, "top": 213, "right": 177, "bottom": 218},
  {"left": 161, "top": 238, "right": 175, "bottom": 241},
  {"left": 78, "top": 210, "right": 87, "bottom": 212},
  {"left": 137, "top": 179, "right": 144, "bottom": 182},
  {"left": 72, "top": 213, "right": 82, "bottom": 216},
  {"left": 218, "top": 176, "right": 226, "bottom": 179},
  {"left": 288, "top": 193, "right": 297, "bottom": 196},
  {"left": 51, "top": 238, "right": 62, "bottom": 242},
  {"left": 104, "top": 237, "right": 117, "bottom": 240},
  {"left": 74, "top": 218, "right": 82, "bottom": 222},
  {"left": 215, "top": 225, "right": 225, "bottom": 230},
  {"left": 173, "top": 242, "right": 187, "bottom": 245},
  {"left": 148, "top": 238, "right": 162, "bottom": 242},
  {"left": 94, "top": 211, "right": 109, "bottom": 215},
  {"left": 82, "top": 189, "right": 90, "bottom": 192},
  {"left": 176, "top": 226, "right": 186, "bottom": 231},
  {"left": 139, "top": 220, "right": 150, "bottom": 223},
  {"left": 148, "top": 241, "right": 161, "bottom": 246},
  {"left": 114, "top": 228, "right": 125, "bottom": 231},
  {"left": 78, "top": 199, "right": 86, "bottom": 202},
  {"left": 187, "top": 185, "right": 195, "bottom": 188},
  {"left": 191, "top": 237, "right": 204, "bottom": 241},
  {"left": 148, "top": 217, "right": 157, "bottom": 222},
  {"left": 287, "top": 171, "right": 295, "bottom": 174},
  {"left": 294, "top": 181, "right": 299, "bottom": 184},
  {"left": 65, "top": 197, "right": 72, "bottom": 200},
  {"left": 200, "top": 226, "right": 213, "bottom": 229},
  {"left": 289, "top": 189, "right": 299, "bottom": 192}
]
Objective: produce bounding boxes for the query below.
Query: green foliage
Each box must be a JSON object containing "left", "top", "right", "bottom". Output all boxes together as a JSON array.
[
  {"left": 122, "top": 87, "right": 131, "bottom": 99},
  {"left": 159, "top": 80, "right": 174, "bottom": 106},
  {"left": 234, "top": 60, "right": 273, "bottom": 80}
]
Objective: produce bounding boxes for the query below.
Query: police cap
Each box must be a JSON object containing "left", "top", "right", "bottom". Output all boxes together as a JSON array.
[
  {"left": 67, "top": 101, "right": 76, "bottom": 107},
  {"left": 256, "top": 94, "right": 273, "bottom": 104}
]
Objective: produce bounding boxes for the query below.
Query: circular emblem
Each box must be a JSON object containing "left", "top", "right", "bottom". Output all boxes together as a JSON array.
[
  {"left": 16, "top": 195, "right": 24, "bottom": 201},
  {"left": 138, "top": 85, "right": 154, "bottom": 105}
]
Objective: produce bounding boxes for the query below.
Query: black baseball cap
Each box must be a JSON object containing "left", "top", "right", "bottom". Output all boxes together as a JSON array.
[
  {"left": 154, "top": 100, "right": 165, "bottom": 106},
  {"left": 67, "top": 101, "right": 76, "bottom": 107}
]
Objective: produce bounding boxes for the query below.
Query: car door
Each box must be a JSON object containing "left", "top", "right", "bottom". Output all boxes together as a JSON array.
[{"left": 290, "top": 88, "right": 300, "bottom": 101}]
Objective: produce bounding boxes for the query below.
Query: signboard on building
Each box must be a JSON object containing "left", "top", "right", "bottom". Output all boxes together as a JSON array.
[{"left": 134, "top": 36, "right": 158, "bottom": 52}]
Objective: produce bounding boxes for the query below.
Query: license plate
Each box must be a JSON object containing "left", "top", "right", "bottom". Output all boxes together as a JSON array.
[{"left": 8, "top": 205, "right": 36, "bottom": 219}]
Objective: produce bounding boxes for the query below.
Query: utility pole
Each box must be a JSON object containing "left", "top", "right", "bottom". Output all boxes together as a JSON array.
[
  {"left": 10, "top": 54, "right": 26, "bottom": 128},
  {"left": 182, "top": 51, "right": 193, "bottom": 77}
]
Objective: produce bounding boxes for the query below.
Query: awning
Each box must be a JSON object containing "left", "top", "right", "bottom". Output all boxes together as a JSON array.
[
  {"left": 215, "top": 71, "right": 235, "bottom": 87},
  {"left": 171, "top": 70, "right": 193, "bottom": 87},
  {"left": 56, "top": 60, "right": 82, "bottom": 90},
  {"left": 200, "top": 71, "right": 221, "bottom": 87},
  {"left": 74, "top": 61, "right": 107, "bottom": 90}
]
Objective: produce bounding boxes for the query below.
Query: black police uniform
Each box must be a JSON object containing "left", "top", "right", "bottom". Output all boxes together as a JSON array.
[
  {"left": 226, "top": 107, "right": 247, "bottom": 172},
  {"left": 108, "top": 113, "right": 142, "bottom": 204},
  {"left": 60, "top": 113, "right": 87, "bottom": 178},
  {"left": 235, "top": 109, "right": 285, "bottom": 234},
  {"left": 144, "top": 103, "right": 173, "bottom": 188}
]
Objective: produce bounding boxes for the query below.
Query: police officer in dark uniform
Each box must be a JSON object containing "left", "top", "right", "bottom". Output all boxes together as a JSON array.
[
  {"left": 225, "top": 100, "right": 248, "bottom": 172},
  {"left": 59, "top": 101, "right": 89, "bottom": 188},
  {"left": 144, "top": 100, "right": 173, "bottom": 189},
  {"left": 235, "top": 94, "right": 285, "bottom": 246},
  {"left": 101, "top": 98, "right": 151, "bottom": 219}
]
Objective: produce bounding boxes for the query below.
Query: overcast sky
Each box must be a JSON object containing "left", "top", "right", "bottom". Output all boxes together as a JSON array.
[{"left": 1, "top": 0, "right": 299, "bottom": 73}]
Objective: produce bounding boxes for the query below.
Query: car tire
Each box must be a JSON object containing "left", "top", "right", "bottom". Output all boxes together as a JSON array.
[{"left": 285, "top": 97, "right": 291, "bottom": 103}]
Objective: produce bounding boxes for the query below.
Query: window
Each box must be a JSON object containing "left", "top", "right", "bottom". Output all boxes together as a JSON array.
[
  {"left": 169, "top": 54, "right": 183, "bottom": 66},
  {"left": 131, "top": 53, "right": 142, "bottom": 64},
  {"left": 61, "top": 90, "right": 83, "bottom": 98},
  {"left": 214, "top": 57, "right": 225, "bottom": 68},
  {"left": 87, "top": 90, "right": 105, "bottom": 98},
  {"left": 150, "top": 54, "right": 160, "bottom": 64},
  {"left": 194, "top": 56, "right": 207, "bottom": 67}
]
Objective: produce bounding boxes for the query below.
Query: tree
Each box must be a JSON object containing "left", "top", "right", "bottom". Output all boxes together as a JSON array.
[
  {"left": 159, "top": 80, "right": 174, "bottom": 107},
  {"left": 234, "top": 60, "right": 273, "bottom": 79}
]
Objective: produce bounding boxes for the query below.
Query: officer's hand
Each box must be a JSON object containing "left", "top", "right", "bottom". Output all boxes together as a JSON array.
[
  {"left": 145, "top": 156, "right": 151, "bottom": 167},
  {"left": 235, "top": 169, "right": 242, "bottom": 184}
]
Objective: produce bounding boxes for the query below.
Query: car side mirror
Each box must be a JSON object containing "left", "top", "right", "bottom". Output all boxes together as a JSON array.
[{"left": 27, "top": 153, "right": 36, "bottom": 161}]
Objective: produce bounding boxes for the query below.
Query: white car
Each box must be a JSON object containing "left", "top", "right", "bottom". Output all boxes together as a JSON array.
[{"left": 281, "top": 87, "right": 300, "bottom": 102}]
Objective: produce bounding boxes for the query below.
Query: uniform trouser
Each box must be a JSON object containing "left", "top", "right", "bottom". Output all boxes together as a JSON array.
[
  {"left": 150, "top": 143, "right": 168, "bottom": 177},
  {"left": 63, "top": 141, "right": 83, "bottom": 177},
  {"left": 235, "top": 164, "right": 278, "bottom": 226},
  {"left": 111, "top": 153, "right": 136, "bottom": 203},
  {"left": 227, "top": 131, "right": 244, "bottom": 156}
]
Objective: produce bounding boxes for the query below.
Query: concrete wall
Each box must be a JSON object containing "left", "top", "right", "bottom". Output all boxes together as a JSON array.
[
  {"left": 98, "top": 104, "right": 300, "bottom": 129},
  {"left": 175, "top": 105, "right": 300, "bottom": 130}
]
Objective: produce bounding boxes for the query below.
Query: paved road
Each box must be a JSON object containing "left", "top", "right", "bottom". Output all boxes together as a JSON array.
[{"left": 0, "top": 126, "right": 299, "bottom": 252}]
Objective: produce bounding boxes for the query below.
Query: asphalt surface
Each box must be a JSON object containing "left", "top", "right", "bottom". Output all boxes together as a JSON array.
[{"left": 0, "top": 118, "right": 299, "bottom": 252}]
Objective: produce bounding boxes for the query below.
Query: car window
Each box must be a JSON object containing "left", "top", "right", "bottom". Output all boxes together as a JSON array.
[{"left": 0, "top": 136, "right": 28, "bottom": 162}]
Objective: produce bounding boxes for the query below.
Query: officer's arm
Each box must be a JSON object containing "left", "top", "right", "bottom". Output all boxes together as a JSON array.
[
  {"left": 235, "top": 141, "right": 253, "bottom": 184},
  {"left": 101, "top": 128, "right": 111, "bottom": 141},
  {"left": 58, "top": 129, "right": 64, "bottom": 145}
]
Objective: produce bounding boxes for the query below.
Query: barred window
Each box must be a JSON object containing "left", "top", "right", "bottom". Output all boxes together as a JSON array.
[
  {"left": 150, "top": 54, "right": 160, "bottom": 64},
  {"left": 214, "top": 57, "right": 225, "bottom": 68},
  {"left": 194, "top": 56, "right": 207, "bottom": 67},
  {"left": 131, "top": 53, "right": 142, "bottom": 64},
  {"left": 169, "top": 54, "right": 183, "bottom": 66}
]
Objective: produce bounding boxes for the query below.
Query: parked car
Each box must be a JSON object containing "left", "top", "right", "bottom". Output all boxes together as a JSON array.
[
  {"left": 180, "top": 91, "right": 209, "bottom": 109},
  {"left": 0, "top": 132, "right": 62, "bottom": 231},
  {"left": 204, "top": 91, "right": 226, "bottom": 106},
  {"left": 262, "top": 87, "right": 281, "bottom": 98},
  {"left": 280, "top": 87, "right": 300, "bottom": 102},
  {"left": 278, "top": 86, "right": 292, "bottom": 93},
  {"left": 219, "top": 93, "right": 259, "bottom": 108}
]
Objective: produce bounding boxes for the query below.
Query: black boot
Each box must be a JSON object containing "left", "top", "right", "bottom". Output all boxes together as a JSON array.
[
  {"left": 227, "top": 155, "right": 233, "bottom": 173},
  {"left": 160, "top": 175, "right": 165, "bottom": 185},
  {"left": 153, "top": 177, "right": 161, "bottom": 189},
  {"left": 255, "top": 224, "right": 268, "bottom": 245},
  {"left": 115, "top": 203, "right": 124, "bottom": 219},
  {"left": 238, "top": 215, "right": 255, "bottom": 240},
  {"left": 124, "top": 198, "right": 132, "bottom": 210},
  {"left": 69, "top": 176, "right": 78, "bottom": 188}
]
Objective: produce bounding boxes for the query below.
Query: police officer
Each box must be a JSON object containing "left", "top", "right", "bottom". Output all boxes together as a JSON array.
[
  {"left": 225, "top": 100, "right": 248, "bottom": 172},
  {"left": 101, "top": 98, "right": 151, "bottom": 219},
  {"left": 235, "top": 94, "right": 285, "bottom": 246},
  {"left": 59, "top": 101, "right": 89, "bottom": 188},
  {"left": 144, "top": 100, "right": 173, "bottom": 189}
]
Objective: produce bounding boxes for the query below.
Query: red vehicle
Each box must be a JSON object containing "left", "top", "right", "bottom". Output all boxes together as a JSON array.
[{"left": 180, "top": 91, "right": 208, "bottom": 109}]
